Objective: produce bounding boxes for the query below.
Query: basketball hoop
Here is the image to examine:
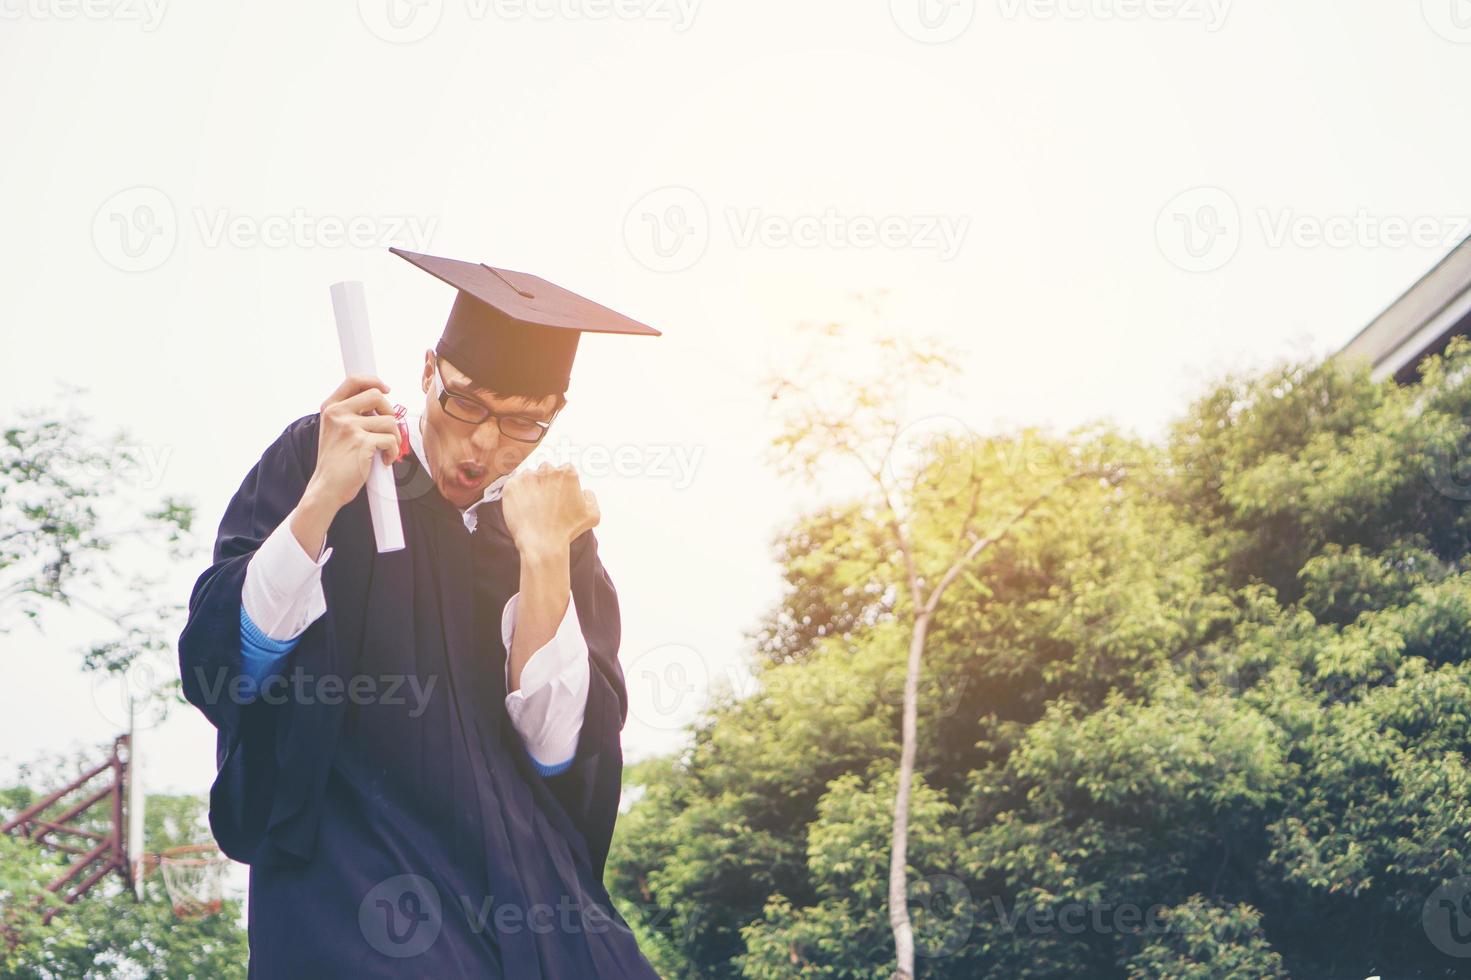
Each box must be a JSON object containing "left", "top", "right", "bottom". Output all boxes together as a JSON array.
[{"left": 157, "top": 843, "right": 228, "bottom": 919}]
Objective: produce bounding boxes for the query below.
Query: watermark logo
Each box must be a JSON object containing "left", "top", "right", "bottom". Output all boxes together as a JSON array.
[
  {"left": 890, "top": 0, "right": 976, "bottom": 43},
  {"left": 192, "top": 208, "right": 438, "bottom": 251},
  {"left": 885, "top": 415, "right": 980, "bottom": 491},
  {"left": 44, "top": 441, "right": 174, "bottom": 491},
  {"left": 624, "top": 187, "right": 970, "bottom": 271},
  {"left": 625, "top": 642, "right": 709, "bottom": 731},
  {"left": 619, "top": 644, "right": 970, "bottom": 733},
  {"left": 1422, "top": 0, "right": 1471, "bottom": 44},
  {"left": 1425, "top": 417, "right": 1471, "bottom": 501},
  {"left": 877, "top": 665, "right": 971, "bottom": 719},
  {"left": 1155, "top": 185, "right": 1240, "bottom": 273},
  {"left": 364, "top": 884, "right": 654, "bottom": 941},
  {"left": 189, "top": 665, "right": 439, "bottom": 716},
  {"left": 91, "top": 656, "right": 171, "bottom": 732},
  {"left": 1257, "top": 208, "right": 1471, "bottom": 253},
  {"left": 92, "top": 186, "right": 177, "bottom": 273},
  {"left": 1157, "top": 187, "right": 1471, "bottom": 273},
  {"left": 359, "top": 0, "right": 699, "bottom": 42},
  {"left": 624, "top": 186, "right": 710, "bottom": 273},
  {"left": 360, "top": 874, "right": 443, "bottom": 957},
  {"left": 470, "top": 0, "right": 701, "bottom": 29},
  {"left": 529, "top": 439, "right": 705, "bottom": 490},
  {"left": 727, "top": 208, "right": 969, "bottom": 261},
  {"left": 995, "top": 0, "right": 1231, "bottom": 32},
  {"left": 91, "top": 189, "right": 439, "bottom": 272},
  {"left": 981, "top": 894, "right": 1168, "bottom": 936},
  {"left": 358, "top": 0, "right": 444, "bottom": 42},
  {"left": 908, "top": 874, "right": 975, "bottom": 957},
  {"left": 1423, "top": 876, "right": 1471, "bottom": 957},
  {"left": 0, "top": 0, "right": 167, "bottom": 30}
]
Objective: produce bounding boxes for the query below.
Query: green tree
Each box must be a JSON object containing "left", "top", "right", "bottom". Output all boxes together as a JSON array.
[
  {"left": 765, "top": 322, "right": 1123, "bottom": 978},
  {"left": 2, "top": 766, "right": 246, "bottom": 979},
  {"left": 1, "top": 401, "right": 194, "bottom": 677},
  {"left": 610, "top": 338, "right": 1471, "bottom": 977}
]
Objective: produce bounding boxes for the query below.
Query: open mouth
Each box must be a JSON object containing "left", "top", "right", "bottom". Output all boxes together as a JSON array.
[{"left": 454, "top": 462, "right": 486, "bottom": 488}]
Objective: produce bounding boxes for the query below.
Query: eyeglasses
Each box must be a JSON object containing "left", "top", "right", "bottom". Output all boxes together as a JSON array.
[{"left": 431, "top": 355, "right": 555, "bottom": 444}]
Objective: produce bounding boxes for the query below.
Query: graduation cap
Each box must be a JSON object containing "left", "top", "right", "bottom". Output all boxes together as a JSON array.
[{"left": 390, "top": 247, "right": 660, "bottom": 397}]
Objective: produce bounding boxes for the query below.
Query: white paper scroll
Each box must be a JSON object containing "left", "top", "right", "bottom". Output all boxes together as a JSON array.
[{"left": 330, "top": 280, "right": 405, "bottom": 554}]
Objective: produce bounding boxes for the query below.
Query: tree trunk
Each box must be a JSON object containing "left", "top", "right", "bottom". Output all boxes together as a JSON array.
[{"left": 887, "top": 612, "right": 929, "bottom": 979}]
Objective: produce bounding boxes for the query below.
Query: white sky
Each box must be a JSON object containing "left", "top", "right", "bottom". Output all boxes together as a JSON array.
[{"left": 3, "top": 0, "right": 1471, "bottom": 805}]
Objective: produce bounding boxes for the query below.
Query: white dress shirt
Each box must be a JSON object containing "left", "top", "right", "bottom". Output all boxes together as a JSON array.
[{"left": 239, "top": 412, "right": 590, "bottom": 770}]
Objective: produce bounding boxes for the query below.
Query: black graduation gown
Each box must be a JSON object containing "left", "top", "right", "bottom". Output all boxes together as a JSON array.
[{"left": 177, "top": 413, "right": 660, "bottom": 979}]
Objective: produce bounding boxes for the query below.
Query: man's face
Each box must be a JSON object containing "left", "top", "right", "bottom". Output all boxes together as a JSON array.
[{"left": 419, "top": 350, "right": 561, "bottom": 509}]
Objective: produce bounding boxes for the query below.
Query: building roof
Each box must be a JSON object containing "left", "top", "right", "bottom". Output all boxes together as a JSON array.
[{"left": 1340, "top": 235, "right": 1471, "bottom": 382}]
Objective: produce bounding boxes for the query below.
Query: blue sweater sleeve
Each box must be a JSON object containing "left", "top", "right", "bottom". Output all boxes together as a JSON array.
[
  {"left": 528, "top": 754, "right": 575, "bottom": 778},
  {"left": 239, "top": 605, "right": 300, "bottom": 687}
]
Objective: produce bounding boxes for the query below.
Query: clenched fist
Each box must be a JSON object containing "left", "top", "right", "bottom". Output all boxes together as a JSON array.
[{"left": 500, "top": 462, "right": 600, "bottom": 558}]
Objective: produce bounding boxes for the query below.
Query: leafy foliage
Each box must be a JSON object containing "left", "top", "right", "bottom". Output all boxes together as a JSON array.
[
  {"left": 609, "top": 339, "right": 1471, "bottom": 977},
  {"left": 1, "top": 401, "right": 195, "bottom": 682},
  {"left": 2, "top": 767, "right": 246, "bottom": 979}
]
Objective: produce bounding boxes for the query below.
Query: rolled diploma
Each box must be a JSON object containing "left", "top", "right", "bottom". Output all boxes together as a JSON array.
[{"left": 330, "top": 280, "right": 405, "bottom": 554}]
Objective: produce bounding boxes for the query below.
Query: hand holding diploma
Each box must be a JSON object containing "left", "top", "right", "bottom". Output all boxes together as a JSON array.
[
  {"left": 307, "top": 375, "right": 403, "bottom": 510},
  {"left": 284, "top": 277, "right": 407, "bottom": 560},
  {"left": 329, "top": 279, "right": 405, "bottom": 554},
  {"left": 286, "top": 375, "right": 402, "bottom": 562}
]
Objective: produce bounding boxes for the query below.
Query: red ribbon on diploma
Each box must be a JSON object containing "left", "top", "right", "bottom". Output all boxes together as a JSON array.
[{"left": 394, "top": 404, "right": 410, "bottom": 464}]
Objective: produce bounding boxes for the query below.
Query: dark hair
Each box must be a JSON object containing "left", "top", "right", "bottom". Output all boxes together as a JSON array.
[
  {"left": 438, "top": 353, "right": 567, "bottom": 417},
  {"left": 486, "top": 390, "right": 568, "bottom": 416}
]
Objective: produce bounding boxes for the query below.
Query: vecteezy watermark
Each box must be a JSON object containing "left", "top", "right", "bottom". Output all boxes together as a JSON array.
[
  {"left": 624, "top": 187, "right": 970, "bottom": 273},
  {"left": 1156, "top": 186, "right": 1471, "bottom": 273},
  {"left": 908, "top": 874, "right": 976, "bottom": 958},
  {"left": 0, "top": 0, "right": 167, "bottom": 30},
  {"left": 357, "top": 0, "right": 445, "bottom": 43},
  {"left": 885, "top": 415, "right": 981, "bottom": 491},
  {"left": 1257, "top": 208, "right": 1471, "bottom": 253},
  {"left": 46, "top": 441, "right": 174, "bottom": 491},
  {"left": 530, "top": 440, "right": 704, "bottom": 490},
  {"left": 357, "top": 0, "right": 699, "bottom": 43},
  {"left": 92, "top": 656, "right": 172, "bottom": 732},
  {"left": 188, "top": 665, "right": 439, "bottom": 718},
  {"left": 623, "top": 186, "right": 710, "bottom": 274},
  {"left": 727, "top": 208, "right": 969, "bottom": 261},
  {"left": 1422, "top": 0, "right": 1471, "bottom": 44},
  {"left": 995, "top": 0, "right": 1231, "bottom": 32},
  {"left": 358, "top": 875, "right": 675, "bottom": 958},
  {"left": 625, "top": 643, "right": 710, "bottom": 732},
  {"left": 981, "top": 894, "right": 1169, "bottom": 937},
  {"left": 1423, "top": 875, "right": 1471, "bottom": 957},
  {"left": 889, "top": 0, "right": 977, "bottom": 43},
  {"left": 473, "top": 0, "right": 699, "bottom": 29},
  {"left": 93, "top": 186, "right": 178, "bottom": 273},
  {"left": 1424, "top": 417, "right": 1471, "bottom": 501},
  {"left": 191, "top": 209, "right": 438, "bottom": 252},
  {"left": 905, "top": 878, "right": 1169, "bottom": 957},
  {"left": 457, "top": 894, "right": 631, "bottom": 937},
  {"left": 361, "top": 875, "right": 444, "bottom": 958},
  {"left": 92, "top": 187, "right": 439, "bottom": 272},
  {"left": 622, "top": 642, "right": 970, "bottom": 733},
  {"left": 1155, "top": 186, "right": 1241, "bottom": 273}
]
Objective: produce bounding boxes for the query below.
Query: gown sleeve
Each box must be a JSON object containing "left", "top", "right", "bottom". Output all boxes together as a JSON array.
[
  {"left": 178, "top": 413, "right": 363, "bottom": 866},
  {"left": 536, "top": 528, "right": 629, "bottom": 880}
]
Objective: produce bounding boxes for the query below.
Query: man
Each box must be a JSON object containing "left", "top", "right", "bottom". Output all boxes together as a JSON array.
[{"left": 178, "top": 248, "right": 662, "bottom": 977}]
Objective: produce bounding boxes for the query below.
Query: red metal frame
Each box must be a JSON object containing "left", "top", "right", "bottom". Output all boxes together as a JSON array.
[{"left": 1, "top": 735, "right": 132, "bottom": 923}]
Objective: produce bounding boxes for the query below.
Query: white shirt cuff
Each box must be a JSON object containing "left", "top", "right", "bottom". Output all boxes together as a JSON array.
[
  {"left": 241, "top": 520, "right": 332, "bottom": 642},
  {"left": 502, "top": 592, "right": 590, "bottom": 768}
]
